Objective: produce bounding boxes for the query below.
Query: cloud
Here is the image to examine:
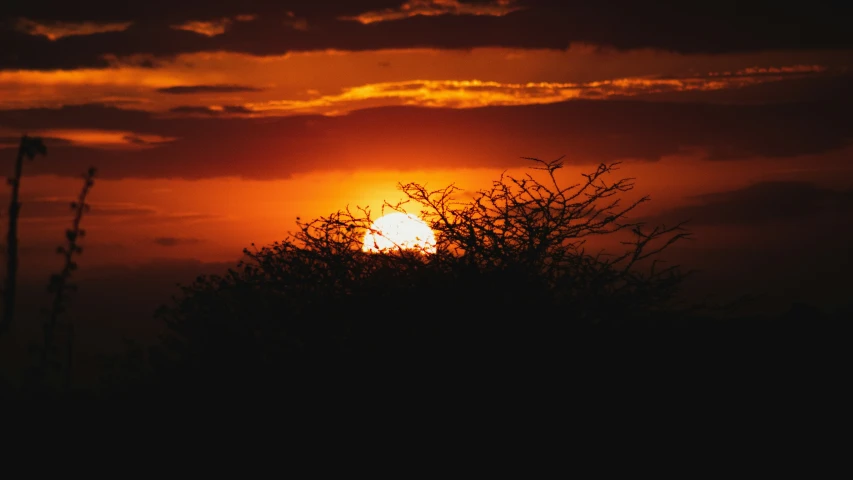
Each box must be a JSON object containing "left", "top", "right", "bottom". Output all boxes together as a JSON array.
[
  {"left": 340, "top": 0, "right": 524, "bottom": 24},
  {"left": 170, "top": 14, "right": 256, "bottom": 37},
  {"left": 14, "top": 17, "right": 132, "bottom": 40},
  {"left": 18, "top": 198, "right": 158, "bottom": 220},
  {"left": 153, "top": 237, "right": 203, "bottom": 247},
  {"left": 18, "top": 128, "right": 177, "bottom": 150},
  {"left": 2, "top": 2, "right": 852, "bottom": 70},
  {"left": 16, "top": 196, "right": 222, "bottom": 228},
  {"left": 0, "top": 47, "right": 833, "bottom": 114},
  {"left": 0, "top": 135, "right": 73, "bottom": 148},
  {"left": 0, "top": 125, "right": 176, "bottom": 150},
  {"left": 643, "top": 182, "right": 853, "bottom": 227},
  {"left": 170, "top": 20, "right": 228, "bottom": 37},
  {"left": 157, "top": 84, "right": 263, "bottom": 95},
  {"left": 144, "top": 213, "right": 222, "bottom": 225},
  {"left": 1, "top": 94, "right": 852, "bottom": 181},
  {"left": 167, "top": 106, "right": 222, "bottom": 116},
  {"left": 167, "top": 105, "right": 254, "bottom": 116},
  {"left": 644, "top": 180, "right": 853, "bottom": 310},
  {"left": 243, "top": 66, "right": 828, "bottom": 114},
  {"left": 283, "top": 11, "right": 309, "bottom": 31}
]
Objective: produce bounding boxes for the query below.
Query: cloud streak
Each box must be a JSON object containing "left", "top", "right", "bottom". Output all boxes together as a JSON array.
[
  {"left": 340, "top": 0, "right": 523, "bottom": 24},
  {"left": 153, "top": 237, "right": 203, "bottom": 247},
  {"left": 157, "top": 84, "right": 263, "bottom": 94},
  {"left": 14, "top": 18, "right": 132, "bottom": 40},
  {"left": 643, "top": 181, "right": 853, "bottom": 227},
  {"left": 167, "top": 105, "right": 254, "bottom": 116},
  {"left": 243, "top": 65, "right": 829, "bottom": 115},
  {"left": 169, "top": 14, "right": 256, "bottom": 37},
  {"left": 0, "top": 128, "right": 177, "bottom": 149},
  {"left": 2, "top": 95, "right": 852, "bottom": 181},
  {"left": 18, "top": 198, "right": 157, "bottom": 220},
  {"left": 1, "top": 45, "right": 848, "bottom": 113},
  {"left": 2, "top": 2, "right": 852, "bottom": 71},
  {"left": 0, "top": 49, "right": 830, "bottom": 115}
]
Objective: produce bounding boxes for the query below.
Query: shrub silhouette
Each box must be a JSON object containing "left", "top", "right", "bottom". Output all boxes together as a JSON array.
[{"left": 144, "top": 158, "right": 691, "bottom": 390}]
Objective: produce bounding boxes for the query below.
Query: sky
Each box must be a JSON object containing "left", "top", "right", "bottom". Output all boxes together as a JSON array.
[{"left": 2, "top": 0, "right": 853, "bottom": 331}]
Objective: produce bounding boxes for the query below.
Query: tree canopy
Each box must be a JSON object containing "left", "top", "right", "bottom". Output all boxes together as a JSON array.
[{"left": 143, "top": 159, "right": 690, "bottom": 388}]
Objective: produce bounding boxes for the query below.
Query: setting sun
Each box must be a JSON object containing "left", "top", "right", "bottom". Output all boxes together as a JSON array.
[
  {"left": 362, "top": 212, "right": 437, "bottom": 254},
  {"left": 2, "top": 0, "right": 850, "bottom": 400}
]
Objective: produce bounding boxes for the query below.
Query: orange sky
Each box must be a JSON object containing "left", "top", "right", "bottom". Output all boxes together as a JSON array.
[
  {"left": 12, "top": 145, "right": 852, "bottom": 275},
  {"left": 5, "top": 0, "right": 853, "bottom": 391},
  {"left": 3, "top": 2, "right": 853, "bottom": 313},
  {"left": 1, "top": 46, "right": 848, "bottom": 116}
]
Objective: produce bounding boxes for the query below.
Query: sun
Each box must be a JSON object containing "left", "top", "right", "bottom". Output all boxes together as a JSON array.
[{"left": 363, "top": 212, "right": 437, "bottom": 254}]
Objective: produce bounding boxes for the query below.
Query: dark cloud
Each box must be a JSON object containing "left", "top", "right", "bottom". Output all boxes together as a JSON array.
[
  {"left": 655, "top": 182, "right": 853, "bottom": 313},
  {"left": 627, "top": 178, "right": 853, "bottom": 313},
  {"left": 222, "top": 105, "right": 253, "bottom": 114},
  {"left": 153, "top": 237, "right": 203, "bottom": 246},
  {"left": 644, "top": 182, "right": 853, "bottom": 227},
  {"left": 0, "top": 135, "right": 73, "bottom": 146},
  {"left": 667, "top": 235, "right": 853, "bottom": 315},
  {"left": 157, "top": 84, "right": 263, "bottom": 94},
  {"left": 168, "top": 106, "right": 219, "bottom": 115},
  {"left": 16, "top": 199, "right": 157, "bottom": 218},
  {"left": 629, "top": 73, "right": 853, "bottom": 106},
  {"left": 121, "top": 135, "right": 155, "bottom": 145},
  {"left": 1, "top": 103, "right": 153, "bottom": 131},
  {"left": 1, "top": 91, "right": 852, "bottom": 180},
  {"left": 2, "top": 1, "right": 852, "bottom": 70},
  {"left": 146, "top": 213, "right": 220, "bottom": 224},
  {"left": 168, "top": 105, "right": 253, "bottom": 116},
  {"left": 0, "top": 1, "right": 398, "bottom": 24}
]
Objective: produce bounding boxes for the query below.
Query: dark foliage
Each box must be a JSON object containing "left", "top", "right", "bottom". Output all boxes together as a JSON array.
[
  {"left": 12, "top": 157, "right": 843, "bottom": 406},
  {"left": 102, "top": 159, "right": 701, "bottom": 394}
]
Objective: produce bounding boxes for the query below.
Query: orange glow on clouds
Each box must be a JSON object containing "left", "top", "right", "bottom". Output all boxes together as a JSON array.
[
  {"left": 283, "top": 12, "right": 309, "bottom": 31},
  {"left": 707, "top": 65, "right": 827, "bottom": 77},
  {"left": 0, "top": 47, "right": 846, "bottom": 114},
  {"left": 14, "top": 129, "right": 176, "bottom": 149},
  {"left": 245, "top": 71, "right": 824, "bottom": 113},
  {"left": 170, "top": 14, "right": 257, "bottom": 37},
  {"left": 171, "top": 20, "right": 230, "bottom": 37},
  {"left": 341, "top": 0, "right": 523, "bottom": 24},
  {"left": 15, "top": 18, "right": 133, "bottom": 40},
  {"left": 0, "top": 67, "right": 182, "bottom": 90}
]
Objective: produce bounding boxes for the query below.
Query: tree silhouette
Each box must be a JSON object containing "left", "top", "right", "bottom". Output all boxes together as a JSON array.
[
  {"left": 143, "top": 159, "right": 691, "bottom": 391},
  {"left": 2, "top": 135, "right": 47, "bottom": 335}
]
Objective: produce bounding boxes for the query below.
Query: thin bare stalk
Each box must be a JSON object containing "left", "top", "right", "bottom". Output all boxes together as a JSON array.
[
  {"left": 1, "top": 135, "right": 46, "bottom": 335},
  {"left": 40, "top": 167, "right": 96, "bottom": 388}
]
